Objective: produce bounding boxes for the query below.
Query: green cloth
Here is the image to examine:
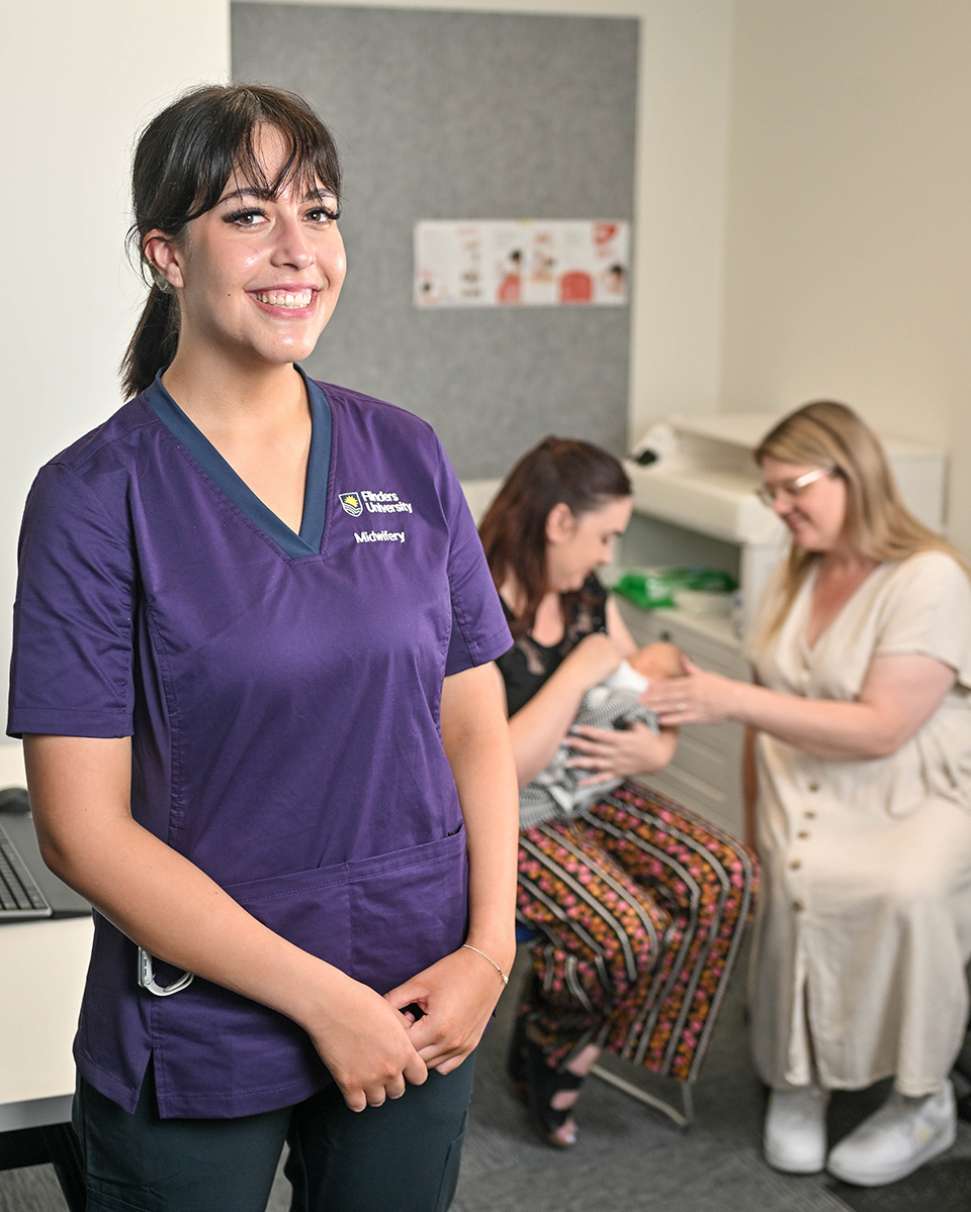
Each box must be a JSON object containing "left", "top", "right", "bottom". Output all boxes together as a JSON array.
[{"left": 612, "top": 566, "right": 737, "bottom": 611}]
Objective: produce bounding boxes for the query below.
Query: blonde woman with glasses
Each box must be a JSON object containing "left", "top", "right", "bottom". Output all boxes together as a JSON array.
[{"left": 645, "top": 400, "right": 971, "bottom": 1188}]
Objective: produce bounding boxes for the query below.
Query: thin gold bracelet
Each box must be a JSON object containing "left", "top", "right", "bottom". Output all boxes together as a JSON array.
[{"left": 461, "top": 943, "right": 509, "bottom": 987}]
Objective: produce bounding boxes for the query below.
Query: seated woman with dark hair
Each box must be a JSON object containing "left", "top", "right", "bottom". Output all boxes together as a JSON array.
[{"left": 480, "top": 436, "right": 758, "bottom": 1148}]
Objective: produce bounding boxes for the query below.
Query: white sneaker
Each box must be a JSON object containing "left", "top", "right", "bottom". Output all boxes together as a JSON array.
[
  {"left": 764, "top": 1085, "right": 830, "bottom": 1173},
  {"left": 826, "top": 1082, "right": 957, "bottom": 1187}
]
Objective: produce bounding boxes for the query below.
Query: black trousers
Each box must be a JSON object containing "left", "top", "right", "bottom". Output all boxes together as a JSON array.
[{"left": 73, "top": 1058, "right": 475, "bottom": 1212}]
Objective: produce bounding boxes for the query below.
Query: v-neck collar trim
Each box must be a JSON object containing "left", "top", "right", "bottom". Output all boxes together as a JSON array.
[
  {"left": 144, "top": 365, "right": 332, "bottom": 559},
  {"left": 798, "top": 559, "right": 884, "bottom": 654}
]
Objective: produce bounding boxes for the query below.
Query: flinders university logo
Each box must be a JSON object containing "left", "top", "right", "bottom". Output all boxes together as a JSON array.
[
  {"left": 339, "top": 492, "right": 364, "bottom": 518},
  {"left": 343, "top": 487, "right": 414, "bottom": 544},
  {"left": 340, "top": 488, "right": 414, "bottom": 517}
]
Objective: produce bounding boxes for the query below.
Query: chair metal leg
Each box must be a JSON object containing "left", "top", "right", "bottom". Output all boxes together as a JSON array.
[{"left": 589, "top": 1063, "right": 694, "bottom": 1131}]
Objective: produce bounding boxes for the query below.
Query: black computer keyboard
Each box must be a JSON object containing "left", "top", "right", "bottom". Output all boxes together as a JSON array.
[{"left": 0, "top": 820, "right": 52, "bottom": 920}]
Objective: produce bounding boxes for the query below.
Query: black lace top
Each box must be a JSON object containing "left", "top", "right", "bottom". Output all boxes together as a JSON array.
[{"left": 496, "top": 575, "right": 609, "bottom": 717}]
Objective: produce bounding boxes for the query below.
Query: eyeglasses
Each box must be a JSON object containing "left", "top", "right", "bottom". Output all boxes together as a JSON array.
[{"left": 755, "top": 467, "right": 834, "bottom": 507}]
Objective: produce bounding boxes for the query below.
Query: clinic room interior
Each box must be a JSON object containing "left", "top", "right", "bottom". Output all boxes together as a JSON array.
[{"left": 2, "top": 1, "right": 970, "bottom": 1210}]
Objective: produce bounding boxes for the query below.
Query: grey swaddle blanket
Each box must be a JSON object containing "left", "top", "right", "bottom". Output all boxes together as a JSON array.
[{"left": 519, "top": 661, "right": 660, "bottom": 829}]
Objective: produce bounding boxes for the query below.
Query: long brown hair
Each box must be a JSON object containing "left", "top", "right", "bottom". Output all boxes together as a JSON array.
[
  {"left": 121, "top": 84, "right": 342, "bottom": 398},
  {"left": 479, "top": 437, "right": 631, "bottom": 637},
  {"left": 753, "top": 400, "right": 968, "bottom": 645}
]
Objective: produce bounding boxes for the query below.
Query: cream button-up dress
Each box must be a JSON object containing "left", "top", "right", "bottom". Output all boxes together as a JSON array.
[{"left": 747, "top": 550, "right": 971, "bottom": 1096}]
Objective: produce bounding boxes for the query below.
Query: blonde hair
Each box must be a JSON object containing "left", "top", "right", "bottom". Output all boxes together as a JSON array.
[{"left": 752, "top": 400, "right": 968, "bottom": 646}]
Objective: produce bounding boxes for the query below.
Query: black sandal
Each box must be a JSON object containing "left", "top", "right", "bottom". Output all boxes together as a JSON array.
[{"left": 524, "top": 1038, "right": 585, "bottom": 1149}]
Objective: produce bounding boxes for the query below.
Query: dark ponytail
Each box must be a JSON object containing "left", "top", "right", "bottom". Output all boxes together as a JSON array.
[
  {"left": 120, "top": 84, "right": 343, "bottom": 399},
  {"left": 121, "top": 287, "right": 180, "bottom": 400}
]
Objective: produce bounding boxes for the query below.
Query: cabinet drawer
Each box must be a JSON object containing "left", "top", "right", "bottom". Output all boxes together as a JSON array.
[
  {"left": 675, "top": 721, "right": 744, "bottom": 780},
  {"left": 651, "top": 618, "right": 749, "bottom": 680}
]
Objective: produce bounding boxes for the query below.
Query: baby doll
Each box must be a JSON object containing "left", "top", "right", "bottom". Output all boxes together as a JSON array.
[{"left": 519, "top": 642, "right": 681, "bottom": 826}]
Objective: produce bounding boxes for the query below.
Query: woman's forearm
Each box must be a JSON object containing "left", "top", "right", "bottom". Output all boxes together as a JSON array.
[
  {"left": 649, "top": 652, "right": 955, "bottom": 764},
  {"left": 89, "top": 827, "right": 344, "bottom": 1026},
  {"left": 27, "top": 782, "right": 352, "bottom": 1034},
  {"left": 508, "top": 662, "right": 590, "bottom": 785},
  {"left": 729, "top": 681, "right": 895, "bottom": 760},
  {"left": 442, "top": 666, "right": 519, "bottom": 970},
  {"left": 452, "top": 724, "right": 519, "bottom": 971}
]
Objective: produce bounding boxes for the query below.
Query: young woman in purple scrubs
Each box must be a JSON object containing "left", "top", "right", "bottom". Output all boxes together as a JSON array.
[{"left": 7, "top": 85, "right": 518, "bottom": 1211}]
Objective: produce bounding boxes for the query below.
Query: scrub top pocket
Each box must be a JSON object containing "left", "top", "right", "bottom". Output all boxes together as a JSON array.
[
  {"left": 150, "top": 864, "right": 353, "bottom": 1118},
  {"left": 348, "top": 826, "right": 469, "bottom": 994}
]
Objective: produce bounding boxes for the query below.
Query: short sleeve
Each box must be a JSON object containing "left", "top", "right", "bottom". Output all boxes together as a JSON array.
[
  {"left": 7, "top": 463, "right": 135, "bottom": 738},
  {"left": 435, "top": 440, "right": 512, "bottom": 677},
  {"left": 874, "top": 551, "right": 971, "bottom": 687}
]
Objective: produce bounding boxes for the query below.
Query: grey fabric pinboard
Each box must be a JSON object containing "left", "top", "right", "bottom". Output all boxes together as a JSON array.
[{"left": 231, "top": 3, "right": 638, "bottom": 479}]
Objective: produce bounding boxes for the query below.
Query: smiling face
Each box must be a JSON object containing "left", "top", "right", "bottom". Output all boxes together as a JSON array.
[
  {"left": 145, "top": 124, "right": 346, "bottom": 371},
  {"left": 545, "top": 495, "right": 633, "bottom": 592},
  {"left": 759, "top": 456, "right": 847, "bottom": 552}
]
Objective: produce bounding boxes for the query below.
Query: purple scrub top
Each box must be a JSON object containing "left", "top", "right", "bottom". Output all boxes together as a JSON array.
[{"left": 7, "top": 368, "right": 512, "bottom": 1119}]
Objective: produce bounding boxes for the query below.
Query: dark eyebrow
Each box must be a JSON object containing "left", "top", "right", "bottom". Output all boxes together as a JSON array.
[{"left": 217, "top": 185, "right": 337, "bottom": 206}]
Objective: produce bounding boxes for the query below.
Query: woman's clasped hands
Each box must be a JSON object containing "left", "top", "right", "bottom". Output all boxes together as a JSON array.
[
  {"left": 305, "top": 976, "right": 429, "bottom": 1113},
  {"left": 385, "top": 944, "right": 509, "bottom": 1074},
  {"left": 308, "top": 945, "right": 506, "bottom": 1113}
]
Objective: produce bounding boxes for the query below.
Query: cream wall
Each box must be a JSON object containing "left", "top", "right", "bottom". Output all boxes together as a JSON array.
[
  {"left": 0, "top": 1, "right": 231, "bottom": 771},
  {"left": 721, "top": 0, "right": 971, "bottom": 554}
]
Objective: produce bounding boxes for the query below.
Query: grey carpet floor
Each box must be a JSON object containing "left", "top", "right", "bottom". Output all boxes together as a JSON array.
[{"left": 4, "top": 944, "right": 969, "bottom": 1211}]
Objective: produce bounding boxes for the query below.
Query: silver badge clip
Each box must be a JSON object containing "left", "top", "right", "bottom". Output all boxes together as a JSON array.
[{"left": 137, "top": 946, "right": 195, "bottom": 997}]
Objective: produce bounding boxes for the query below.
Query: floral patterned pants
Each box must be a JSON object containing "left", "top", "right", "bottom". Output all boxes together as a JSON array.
[{"left": 516, "top": 782, "right": 758, "bottom": 1082}]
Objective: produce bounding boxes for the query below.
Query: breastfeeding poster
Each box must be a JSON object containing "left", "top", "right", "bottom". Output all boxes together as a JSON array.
[{"left": 414, "top": 220, "right": 629, "bottom": 308}]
